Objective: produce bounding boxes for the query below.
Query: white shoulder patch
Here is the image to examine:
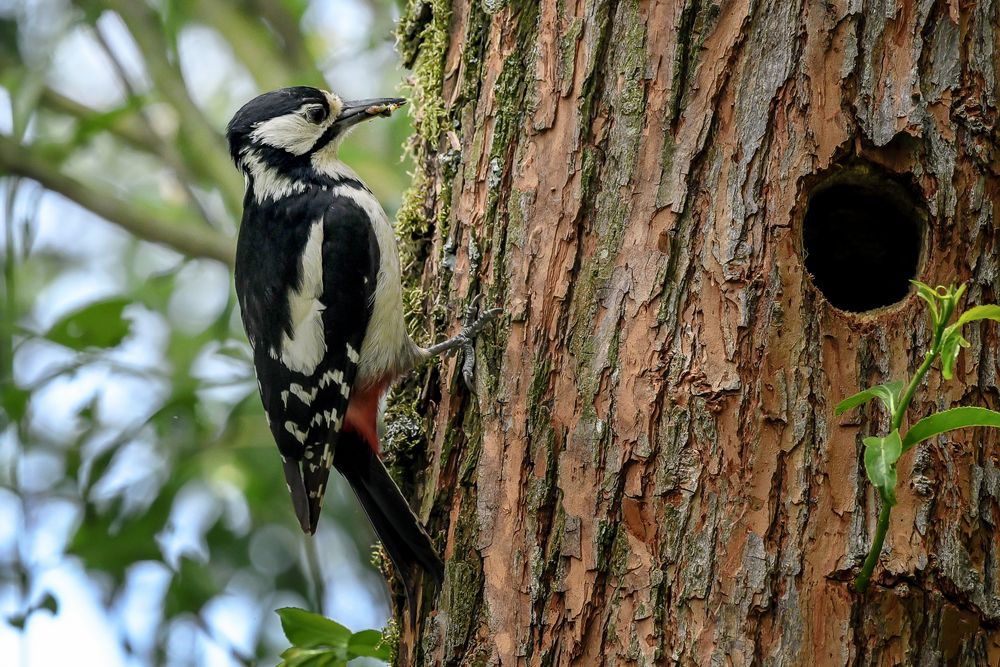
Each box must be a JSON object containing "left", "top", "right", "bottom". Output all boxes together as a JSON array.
[{"left": 281, "top": 219, "right": 327, "bottom": 375}]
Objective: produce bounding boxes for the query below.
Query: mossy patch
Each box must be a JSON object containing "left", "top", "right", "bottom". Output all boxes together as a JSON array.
[{"left": 397, "top": 0, "right": 454, "bottom": 335}]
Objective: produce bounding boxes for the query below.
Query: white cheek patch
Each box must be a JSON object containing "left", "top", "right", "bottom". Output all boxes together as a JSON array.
[
  {"left": 281, "top": 219, "right": 327, "bottom": 375},
  {"left": 250, "top": 110, "right": 325, "bottom": 155},
  {"left": 325, "top": 93, "right": 343, "bottom": 118}
]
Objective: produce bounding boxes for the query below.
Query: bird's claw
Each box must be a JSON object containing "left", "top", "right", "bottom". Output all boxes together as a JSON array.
[
  {"left": 459, "top": 300, "right": 502, "bottom": 393},
  {"left": 423, "top": 298, "right": 502, "bottom": 391}
]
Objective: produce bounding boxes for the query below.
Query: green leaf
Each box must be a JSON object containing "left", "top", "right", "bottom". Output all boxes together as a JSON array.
[
  {"left": 275, "top": 609, "right": 389, "bottom": 665},
  {"left": 939, "top": 329, "right": 970, "bottom": 381},
  {"left": 37, "top": 592, "right": 58, "bottom": 615},
  {"left": 835, "top": 381, "right": 904, "bottom": 416},
  {"left": 863, "top": 430, "right": 902, "bottom": 506},
  {"left": 0, "top": 17, "right": 19, "bottom": 67},
  {"left": 901, "top": 407, "right": 1000, "bottom": 452},
  {"left": 278, "top": 646, "right": 346, "bottom": 667},
  {"left": 953, "top": 304, "right": 1000, "bottom": 328},
  {"left": 46, "top": 297, "right": 132, "bottom": 350},
  {"left": 276, "top": 608, "right": 351, "bottom": 650},
  {"left": 347, "top": 629, "right": 391, "bottom": 660},
  {"left": 164, "top": 556, "right": 219, "bottom": 618},
  {"left": 69, "top": 482, "right": 175, "bottom": 585},
  {"left": 936, "top": 302, "right": 998, "bottom": 380},
  {"left": 82, "top": 443, "right": 118, "bottom": 493},
  {"left": 4, "top": 591, "right": 59, "bottom": 631},
  {"left": 1, "top": 383, "right": 30, "bottom": 423},
  {"left": 911, "top": 280, "right": 940, "bottom": 327},
  {"left": 950, "top": 282, "right": 968, "bottom": 306}
]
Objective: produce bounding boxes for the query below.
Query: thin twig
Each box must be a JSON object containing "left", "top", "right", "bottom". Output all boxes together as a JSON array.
[
  {"left": 39, "top": 88, "right": 159, "bottom": 154},
  {"left": 192, "top": 2, "right": 305, "bottom": 90},
  {"left": 101, "top": 0, "right": 245, "bottom": 215},
  {"left": 0, "top": 135, "right": 235, "bottom": 266},
  {"left": 303, "top": 536, "right": 327, "bottom": 612},
  {"left": 92, "top": 23, "right": 221, "bottom": 231},
  {"left": 250, "top": 0, "right": 327, "bottom": 83}
]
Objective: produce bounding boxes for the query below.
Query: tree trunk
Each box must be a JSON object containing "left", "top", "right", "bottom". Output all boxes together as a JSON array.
[{"left": 392, "top": 0, "right": 1000, "bottom": 664}]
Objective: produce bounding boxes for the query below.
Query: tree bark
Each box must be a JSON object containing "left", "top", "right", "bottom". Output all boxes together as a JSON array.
[{"left": 393, "top": 0, "right": 1000, "bottom": 664}]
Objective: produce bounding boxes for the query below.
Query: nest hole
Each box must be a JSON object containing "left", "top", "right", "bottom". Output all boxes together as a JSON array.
[{"left": 802, "top": 169, "right": 925, "bottom": 313}]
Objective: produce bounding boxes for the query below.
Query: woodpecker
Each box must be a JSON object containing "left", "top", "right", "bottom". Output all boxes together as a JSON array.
[{"left": 227, "top": 86, "right": 498, "bottom": 613}]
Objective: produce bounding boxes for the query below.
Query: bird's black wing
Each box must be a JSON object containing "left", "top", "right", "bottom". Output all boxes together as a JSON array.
[
  {"left": 236, "top": 189, "right": 378, "bottom": 533},
  {"left": 294, "top": 193, "right": 380, "bottom": 532}
]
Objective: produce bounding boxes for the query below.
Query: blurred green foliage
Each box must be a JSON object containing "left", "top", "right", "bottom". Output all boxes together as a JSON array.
[{"left": 0, "top": 0, "right": 413, "bottom": 663}]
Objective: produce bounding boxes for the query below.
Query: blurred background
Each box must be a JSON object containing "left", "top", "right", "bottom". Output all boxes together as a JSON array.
[{"left": 0, "top": 0, "right": 415, "bottom": 664}]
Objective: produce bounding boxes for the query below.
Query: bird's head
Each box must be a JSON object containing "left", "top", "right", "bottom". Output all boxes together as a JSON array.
[{"left": 226, "top": 86, "right": 405, "bottom": 188}]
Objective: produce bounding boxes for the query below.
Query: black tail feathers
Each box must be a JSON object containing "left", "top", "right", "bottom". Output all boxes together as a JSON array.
[{"left": 333, "top": 431, "right": 444, "bottom": 620}]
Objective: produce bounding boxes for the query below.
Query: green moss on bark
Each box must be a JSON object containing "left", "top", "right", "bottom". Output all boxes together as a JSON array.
[
  {"left": 441, "top": 485, "right": 485, "bottom": 663},
  {"left": 397, "top": 0, "right": 453, "bottom": 333}
]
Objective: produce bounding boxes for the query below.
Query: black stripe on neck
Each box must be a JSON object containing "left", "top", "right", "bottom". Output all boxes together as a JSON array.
[{"left": 308, "top": 124, "right": 341, "bottom": 156}]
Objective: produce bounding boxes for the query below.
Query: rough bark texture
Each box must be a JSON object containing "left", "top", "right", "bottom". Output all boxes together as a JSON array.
[{"left": 390, "top": 0, "right": 1000, "bottom": 664}]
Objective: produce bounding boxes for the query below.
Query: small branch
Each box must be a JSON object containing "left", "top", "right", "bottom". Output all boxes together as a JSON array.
[
  {"left": 854, "top": 351, "right": 936, "bottom": 592},
  {"left": 39, "top": 88, "right": 158, "bottom": 155},
  {"left": 854, "top": 502, "right": 891, "bottom": 592},
  {"left": 0, "top": 135, "right": 235, "bottom": 266},
  {"left": 855, "top": 296, "right": 949, "bottom": 593},
  {"left": 304, "top": 536, "right": 326, "bottom": 611},
  {"left": 192, "top": 3, "right": 305, "bottom": 91},
  {"left": 92, "top": 23, "right": 220, "bottom": 231},
  {"left": 251, "top": 0, "right": 327, "bottom": 85},
  {"left": 1, "top": 176, "right": 21, "bottom": 387},
  {"left": 102, "top": 0, "right": 245, "bottom": 215}
]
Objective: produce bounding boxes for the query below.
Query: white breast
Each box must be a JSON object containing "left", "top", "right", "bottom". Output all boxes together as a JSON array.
[{"left": 328, "top": 183, "right": 416, "bottom": 386}]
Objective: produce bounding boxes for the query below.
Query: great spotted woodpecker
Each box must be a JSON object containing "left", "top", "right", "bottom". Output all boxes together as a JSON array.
[{"left": 227, "top": 86, "right": 499, "bottom": 613}]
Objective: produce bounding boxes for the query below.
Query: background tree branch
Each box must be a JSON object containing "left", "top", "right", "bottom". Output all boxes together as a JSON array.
[
  {"left": 39, "top": 88, "right": 159, "bottom": 155},
  {"left": 0, "top": 135, "right": 235, "bottom": 265},
  {"left": 101, "top": 0, "right": 245, "bottom": 214}
]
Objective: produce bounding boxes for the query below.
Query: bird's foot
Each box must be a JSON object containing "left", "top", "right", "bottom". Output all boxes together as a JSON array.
[{"left": 424, "top": 296, "right": 502, "bottom": 391}]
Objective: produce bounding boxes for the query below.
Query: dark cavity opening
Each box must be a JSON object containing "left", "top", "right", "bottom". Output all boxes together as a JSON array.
[{"left": 802, "top": 170, "right": 924, "bottom": 313}]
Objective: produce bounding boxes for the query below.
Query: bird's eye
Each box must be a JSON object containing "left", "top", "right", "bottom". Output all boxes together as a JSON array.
[{"left": 304, "top": 105, "right": 328, "bottom": 124}]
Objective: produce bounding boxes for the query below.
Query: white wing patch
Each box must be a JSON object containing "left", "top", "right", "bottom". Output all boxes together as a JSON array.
[
  {"left": 319, "top": 368, "right": 352, "bottom": 400},
  {"left": 281, "top": 219, "right": 327, "bottom": 375},
  {"left": 284, "top": 421, "right": 309, "bottom": 444},
  {"left": 319, "top": 368, "right": 343, "bottom": 387},
  {"left": 288, "top": 383, "right": 319, "bottom": 405}
]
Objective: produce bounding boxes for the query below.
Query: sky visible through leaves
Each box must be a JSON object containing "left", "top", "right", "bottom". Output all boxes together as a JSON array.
[{"left": 0, "top": 1, "right": 414, "bottom": 664}]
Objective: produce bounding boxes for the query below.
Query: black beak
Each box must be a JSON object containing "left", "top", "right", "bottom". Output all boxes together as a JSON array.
[{"left": 333, "top": 97, "right": 407, "bottom": 130}]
